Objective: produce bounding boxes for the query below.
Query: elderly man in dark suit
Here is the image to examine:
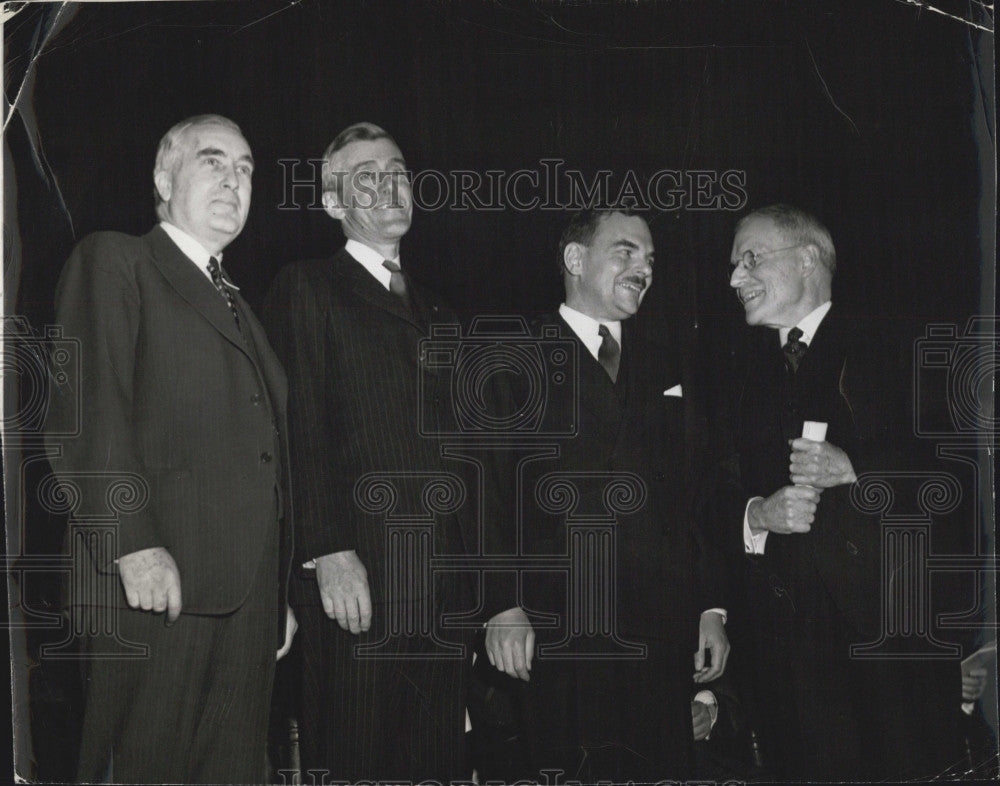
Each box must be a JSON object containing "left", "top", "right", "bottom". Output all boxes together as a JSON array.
[
  {"left": 44, "top": 114, "right": 293, "bottom": 783},
  {"left": 264, "top": 122, "right": 473, "bottom": 781},
  {"left": 483, "top": 209, "right": 730, "bottom": 783},
  {"left": 719, "top": 203, "right": 963, "bottom": 780}
]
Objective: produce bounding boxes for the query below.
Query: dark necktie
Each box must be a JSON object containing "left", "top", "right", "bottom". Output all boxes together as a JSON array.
[
  {"left": 382, "top": 259, "right": 411, "bottom": 308},
  {"left": 597, "top": 324, "right": 621, "bottom": 383},
  {"left": 207, "top": 256, "right": 241, "bottom": 331},
  {"left": 783, "top": 326, "right": 807, "bottom": 373}
]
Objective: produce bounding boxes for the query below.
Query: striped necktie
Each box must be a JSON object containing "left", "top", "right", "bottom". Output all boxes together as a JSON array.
[
  {"left": 382, "top": 259, "right": 411, "bottom": 308},
  {"left": 208, "top": 256, "right": 241, "bottom": 331}
]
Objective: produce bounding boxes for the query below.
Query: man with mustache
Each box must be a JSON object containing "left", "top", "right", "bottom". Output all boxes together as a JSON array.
[
  {"left": 264, "top": 122, "right": 473, "bottom": 781},
  {"left": 719, "top": 203, "right": 963, "bottom": 779},
  {"left": 484, "top": 208, "right": 729, "bottom": 782},
  {"left": 45, "top": 114, "right": 293, "bottom": 783}
]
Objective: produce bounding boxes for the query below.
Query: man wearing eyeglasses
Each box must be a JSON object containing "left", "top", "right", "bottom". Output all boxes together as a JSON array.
[{"left": 716, "top": 204, "right": 963, "bottom": 780}]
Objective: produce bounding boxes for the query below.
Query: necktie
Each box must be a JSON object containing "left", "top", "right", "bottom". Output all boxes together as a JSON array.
[
  {"left": 207, "top": 256, "right": 241, "bottom": 331},
  {"left": 382, "top": 259, "right": 411, "bottom": 307},
  {"left": 597, "top": 324, "right": 621, "bottom": 383},
  {"left": 783, "top": 326, "right": 807, "bottom": 373}
]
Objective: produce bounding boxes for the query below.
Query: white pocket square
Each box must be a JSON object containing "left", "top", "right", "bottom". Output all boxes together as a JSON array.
[{"left": 663, "top": 384, "right": 683, "bottom": 397}]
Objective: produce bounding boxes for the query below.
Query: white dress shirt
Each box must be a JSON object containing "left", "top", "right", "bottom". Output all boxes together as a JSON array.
[
  {"left": 558, "top": 302, "right": 621, "bottom": 362},
  {"left": 345, "top": 238, "right": 400, "bottom": 291},
  {"left": 159, "top": 221, "right": 237, "bottom": 289}
]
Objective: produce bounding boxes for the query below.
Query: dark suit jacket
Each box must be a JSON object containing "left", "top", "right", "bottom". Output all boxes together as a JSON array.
[
  {"left": 508, "top": 314, "right": 716, "bottom": 644},
  {"left": 45, "top": 225, "right": 292, "bottom": 617},
  {"left": 712, "top": 307, "right": 965, "bottom": 779},
  {"left": 715, "top": 309, "right": 887, "bottom": 636},
  {"left": 263, "top": 248, "right": 473, "bottom": 609},
  {"left": 496, "top": 314, "right": 718, "bottom": 780}
]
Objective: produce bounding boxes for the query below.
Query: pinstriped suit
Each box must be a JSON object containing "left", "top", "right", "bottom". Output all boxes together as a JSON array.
[{"left": 263, "top": 247, "right": 473, "bottom": 781}]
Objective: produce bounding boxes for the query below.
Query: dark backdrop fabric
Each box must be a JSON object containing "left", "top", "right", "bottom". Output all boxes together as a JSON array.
[{"left": 3, "top": 0, "right": 994, "bottom": 781}]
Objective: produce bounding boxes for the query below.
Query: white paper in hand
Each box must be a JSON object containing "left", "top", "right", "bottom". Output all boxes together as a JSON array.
[{"left": 802, "top": 421, "right": 828, "bottom": 441}]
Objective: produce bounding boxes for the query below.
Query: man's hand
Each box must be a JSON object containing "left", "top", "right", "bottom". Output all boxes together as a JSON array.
[
  {"left": 277, "top": 604, "right": 298, "bottom": 660},
  {"left": 694, "top": 611, "right": 729, "bottom": 683},
  {"left": 117, "top": 546, "right": 182, "bottom": 622},
  {"left": 748, "top": 485, "right": 820, "bottom": 535},
  {"left": 962, "top": 665, "right": 989, "bottom": 703},
  {"left": 691, "top": 698, "right": 716, "bottom": 741},
  {"left": 315, "top": 550, "right": 371, "bottom": 634},
  {"left": 789, "top": 438, "right": 857, "bottom": 488},
  {"left": 485, "top": 607, "right": 535, "bottom": 682}
]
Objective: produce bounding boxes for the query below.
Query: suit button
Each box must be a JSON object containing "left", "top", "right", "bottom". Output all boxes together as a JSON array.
[
  {"left": 654, "top": 471, "right": 666, "bottom": 481},
  {"left": 260, "top": 452, "right": 273, "bottom": 463},
  {"left": 251, "top": 393, "right": 262, "bottom": 405},
  {"left": 846, "top": 540, "right": 858, "bottom": 555}
]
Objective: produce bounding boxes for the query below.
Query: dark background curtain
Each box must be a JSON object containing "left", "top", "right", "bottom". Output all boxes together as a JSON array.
[{"left": 3, "top": 0, "right": 994, "bottom": 780}]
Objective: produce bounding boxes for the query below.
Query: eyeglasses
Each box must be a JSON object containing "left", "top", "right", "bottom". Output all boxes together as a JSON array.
[{"left": 731, "top": 244, "right": 806, "bottom": 271}]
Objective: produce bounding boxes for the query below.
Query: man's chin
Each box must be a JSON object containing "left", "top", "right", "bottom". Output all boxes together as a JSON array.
[
  {"left": 205, "top": 220, "right": 245, "bottom": 244},
  {"left": 375, "top": 217, "right": 412, "bottom": 238}
]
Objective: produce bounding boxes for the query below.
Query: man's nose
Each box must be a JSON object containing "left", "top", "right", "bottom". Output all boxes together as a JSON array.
[
  {"left": 730, "top": 264, "right": 746, "bottom": 288},
  {"left": 221, "top": 164, "right": 239, "bottom": 190}
]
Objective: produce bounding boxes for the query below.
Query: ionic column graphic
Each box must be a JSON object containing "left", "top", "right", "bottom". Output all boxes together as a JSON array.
[
  {"left": 352, "top": 472, "right": 466, "bottom": 659},
  {"left": 37, "top": 472, "right": 149, "bottom": 659},
  {"left": 850, "top": 472, "right": 961, "bottom": 659},
  {"left": 535, "top": 472, "right": 646, "bottom": 659}
]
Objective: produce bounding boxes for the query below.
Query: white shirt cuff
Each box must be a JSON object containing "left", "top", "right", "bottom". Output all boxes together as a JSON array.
[{"left": 744, "top": 497, "right": 769, "bottom": 554}]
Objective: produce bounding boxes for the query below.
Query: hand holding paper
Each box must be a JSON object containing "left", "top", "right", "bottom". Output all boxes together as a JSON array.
[{"left": 789, "top": 421, "right": 857, "bottom": 488}]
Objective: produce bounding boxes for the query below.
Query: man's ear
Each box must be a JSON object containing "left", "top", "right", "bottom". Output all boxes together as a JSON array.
[
  {"left": 153, "top": 170, "right": 172, "bottom": 204},
  {"left": 800, "top": 243, "right": 821, "bottom": 277},
  {"left": 322, "top": 190, "right": 346, "bottom": 221},
  {"left": 563, "top": 243, "right": 585, "bottom": 277}
]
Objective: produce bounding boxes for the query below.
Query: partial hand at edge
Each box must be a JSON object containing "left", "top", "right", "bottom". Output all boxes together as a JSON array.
[
  {"left": 962, "top": 665, "right": 989, "bottom": 702},
  {"left": 748, "top": 485, "right": 820, "bottom": 536},
  {"left": 691, "top": 699, "right": 714, "bottom": 741},
  {"left": 694, "top": 610, "right": 730, "bottom": 683},
  {"left": 315, "top": 550, "right": 372, "bottom": 634},
  {"left": 117, "top": 546, "right": 182, "bottom": 622},
  {"left": 485, "top": 607, "right": 535, "bottom": 682},
  {"left": 277, "top": 604, "right": 298, "bottom": 660}
]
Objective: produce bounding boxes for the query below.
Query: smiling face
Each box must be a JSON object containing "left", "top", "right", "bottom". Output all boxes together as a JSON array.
[
  {"left": 729, "top": 215, "right": 815, "bottom": 328},
  {"left": 323, "top": 137, "right": 412, "bottom": 257},
  {"left": 564, "top": 212, "right": 654, "bottom": 322},
  {"left": 154, "top": 123, "right": 253, "bottom": 254}
]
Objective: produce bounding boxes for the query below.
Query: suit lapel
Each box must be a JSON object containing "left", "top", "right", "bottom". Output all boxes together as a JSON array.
[
  {"left": 556, "top": 316, "right": 625, "bottom": 441},
  {"left": 332, "top": 248, "right": 427, "bottom": 333},
  {"left": 145, "top": 226, "right": 247, "bottom": 351}
]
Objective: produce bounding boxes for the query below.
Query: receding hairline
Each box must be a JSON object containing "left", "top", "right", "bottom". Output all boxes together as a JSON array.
[
  {"left": 154, "top": 115, "right": 245, "bottom": 171},
  {"left": 736, "top": 204, "right": 837, "bottom": 274},
  {"left": 320, "top": 122, "right": 402, "bottom": 194}
]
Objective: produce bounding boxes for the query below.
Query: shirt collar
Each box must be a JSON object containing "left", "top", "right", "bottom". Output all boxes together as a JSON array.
[
  {"left": 345, "top": 239, "right": 399, "bottom": 291},
  {"left": 559, "top": 303, "right": 622, "bottom": 361},
  {"left": 779, "top": 300, "right": 832, "bottom": 346},
  {"left": 159, "top": 221, "right": 228, "bottom": 285}
]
